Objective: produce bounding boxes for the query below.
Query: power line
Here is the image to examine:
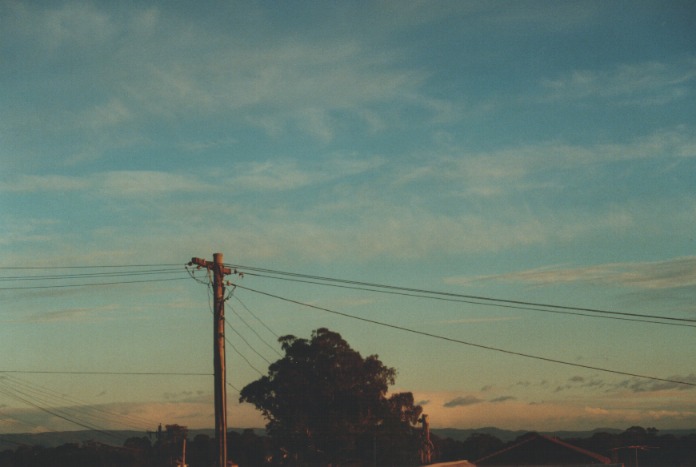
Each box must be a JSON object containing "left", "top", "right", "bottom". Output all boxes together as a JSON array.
[
  {"left": 228, "top": 264, "right": 696, "bottom": 326},
  {"left": 224, "top": 319, "right": 273, "bottom": 366},
  {"left": 225, "top": 337, "right": 266, "bottom": 377},
  {"left": 0, "top": 264, "right": 182, "bottom": 270},
  {"left": 0, "top": 276, "right": 191, "bottom": 290},
  {"left": 0, "top": 381, "right": 124, "bottom": 443},
  {"left": 0, "top": 264, "right": 190, "bottom": 290},
  {"left": 229, "top": 307, "right": 282, "bottom": 358},
  {"left": 227, "top": 298, "right": 282, "bottom": 357},
  {"left": 0, "top": 372, "right": 211, "bottom": 435},
  {"left": 0, "top": 375, "right": 157, "bottom": 432},
  {"left": 0, "top": 408, "right": 39, "bottom": 433},
  {"left": 194, "top": 272, "right": 266, "bottom": 377},
  {"left": 235, "top": 283, "right": 696, "bottom": 388},
  {"left": 232, "top": 294, "right": 280, "bottom": 339},
  {"left": 0, "top": 370, "right": 211, "bottom": 376},
  {"left": 226, "top": 382, "right": 241, "bottom": 394},
  {"left": 238, "top": 271, "right": 696, "bottom": 329},
  {"left": 0, "top": 268, "right": 185, "bottom": 282}
]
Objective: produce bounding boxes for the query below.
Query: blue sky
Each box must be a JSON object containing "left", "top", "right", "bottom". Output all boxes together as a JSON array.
[{"left": 1, "top": 0, "right": 695, "bottom": 434}]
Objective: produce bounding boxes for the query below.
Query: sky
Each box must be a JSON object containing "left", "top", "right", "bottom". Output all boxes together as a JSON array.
[{"left": 1, "top": 0, "right": 696, "bottom": 436}]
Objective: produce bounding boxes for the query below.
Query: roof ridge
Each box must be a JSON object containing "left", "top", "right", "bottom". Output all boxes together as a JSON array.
[{"left": 475, "top": 432, "right": 611, "bottom": 465}]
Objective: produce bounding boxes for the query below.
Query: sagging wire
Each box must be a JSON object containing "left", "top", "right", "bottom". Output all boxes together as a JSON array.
[{"left": 187, "top": 264, "right": 266, "bottom": 377}]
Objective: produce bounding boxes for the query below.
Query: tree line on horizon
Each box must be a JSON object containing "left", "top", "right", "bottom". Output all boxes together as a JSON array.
[{"left": 2, "top": 424, "right": 696, "bottom": 466}]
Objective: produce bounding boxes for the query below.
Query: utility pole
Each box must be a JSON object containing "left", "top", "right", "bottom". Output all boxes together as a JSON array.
[
  {"left": 190, "top": 253, "right": 231, "bottom": 467},
  {"left": 419, "top": 414, "right": 433, "bottom": 465}
]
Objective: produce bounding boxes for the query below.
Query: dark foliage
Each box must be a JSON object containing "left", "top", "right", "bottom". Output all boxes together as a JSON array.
[
  {"left": 1, "top": 425, "right": 695, "bottom": 466},
  {"left": 239, "top": 328, "right": 424, "bottom": 466},
  {"left": 0, "top": 441, "right": 146, "bottom": 467}
]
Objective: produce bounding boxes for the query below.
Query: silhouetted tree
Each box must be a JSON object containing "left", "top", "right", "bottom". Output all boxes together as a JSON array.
[
  {"left": 188, "top": 434, "right": 214, "bottom": 467},
  {"left": 152, "top": 424, "right": 188, "bottom": 467},
  {"left": 620, "top": 425, "right": 648, "bottom": 445},
  {"left": 239, "top": 328, "right": 422, "bottom": 465},
  {"left": 123, "top": 436, "right": 152, "bottom": 466},
  {"left": 228, "top": 429, "right": 273, "bottom": 466}
]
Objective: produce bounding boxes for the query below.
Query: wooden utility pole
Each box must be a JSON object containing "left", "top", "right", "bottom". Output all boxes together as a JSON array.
[
  {"left": 190, "top": 253, "right": 231, "bottom": 467},
  {"left": 419, "top": 414, "right": 433, "bottom": 465}
]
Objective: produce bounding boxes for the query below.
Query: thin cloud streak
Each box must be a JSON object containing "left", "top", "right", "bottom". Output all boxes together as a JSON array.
[
  {"left": 24, "top": 304, "right": 121, "bottom": 324},
  {"left": 394, "top": 126, "right": 696, "bottom": 196},
  {"left": 448, "top": 256, "right": 696, "bottom": 290},
  {"left": 443, "top": 395, "right": 484, "bottom": 408},
  {"left": 539, "top": 58, "right": 696, "bottom": 104}
]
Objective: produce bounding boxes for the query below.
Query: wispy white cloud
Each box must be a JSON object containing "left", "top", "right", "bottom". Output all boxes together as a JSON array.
[
  {"left": 115, "top": 35, "right": 431, "bottom": 141},
  {"left": 3, "top": 1, "right": 117, "bottom": 51},
  {"left": 2, "top": 2, "right": 450, "bottom": 148},
  {"left": 228, "top": 160, "right": 316, "bottom": 192},
  {"left": 0, "top": 217, "right": 61, "bottom": 247},
  {"left": 1, "top": 154, "right": 384, "bottom": 198},
  {"left": 226, "top": 156, "right": 385, "bottom": 193},
  {"left": 395, "top": 126, "right": 696, "bottom": 199},
  {"left": 447, "top": 256, "right": 696, "bottom": 291},
  {"left": 0, "top": 175, "right": 89, "bottom": 193},
  {"left": 0, "top": 171, "right": 204, "bottom": 197},
  {"left": 25, "top": 304, "right": 121, "bottom": 324},
  {"left": 0, "top": 192, "right": 642, "bottom": 265},
  {"left": 539, "top": 58, "right": 696, "bottom": 105},
  {"left": 97, "top": 171, "right": 204, "bottom": 197},
  {"left": 75, "top": 98, "right": 132, "bottom": 130},
  {"left": 435, "top": 317, "right": 522, "bottom": 325}
]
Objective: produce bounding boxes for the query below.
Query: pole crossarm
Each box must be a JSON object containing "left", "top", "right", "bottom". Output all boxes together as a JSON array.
[{"left": 190, "top": 257, "right": 232, "bottom": 276}]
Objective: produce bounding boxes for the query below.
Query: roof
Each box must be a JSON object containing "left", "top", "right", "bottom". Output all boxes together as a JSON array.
[
  {"left": 424, "top": 462, "right": 476, "bottom": 467},
  {"left": 475, "top": 433, "right": 612, "bottom": 465}
]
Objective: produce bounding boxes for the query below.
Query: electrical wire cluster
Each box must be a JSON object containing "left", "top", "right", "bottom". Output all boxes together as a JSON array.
[
  {"left": 225, "top": 263, "right": 696, "bottom": 328},
  {"left": 0, "top": 374, "right": 160, "bottom": 441},
  {"left": 0, "top": 264, "right": 189, "bottom": 290},
  {"left": 234, "top": 283, "right": 696, "bottom": 387},
  {"left": 189, "top": 262, "right": 696, "bottom": 388},
  {"left": 185, "top": 263, "right": 281, "bottom": 387}
]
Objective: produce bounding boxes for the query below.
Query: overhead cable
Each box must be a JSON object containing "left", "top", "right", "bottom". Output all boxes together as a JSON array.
[
  {"left": 232, "top": 294, "right": 280, "bottom": 338},
  {"left": 0, "top": 375, "right": 156, "bottom": 431},
  {"left": 0, "top": 381, "right": 124, "bottom": 443},
  {"left": 228, "top": 305, "right": 282, "bottom": 357},
  {"left": 229, "top": 264, "right": 696, "bottom": 326},
  {"left": 0, "top": 264, "right": 182, "bottom": 269},
  {"left": 0, "top": 276, "right": 190, "bottom": 290},
  {"left": 195, "top": 272, "right": 266, "bottom": 377},
  {"left": 0, "top": 370, "right": 211, "bottom": 376},
  {"left": 0, "top": 268, "right": 184, "bottom": 282},
  {"left": 234, "top": 283, "right": 696, "bottom": 388}
]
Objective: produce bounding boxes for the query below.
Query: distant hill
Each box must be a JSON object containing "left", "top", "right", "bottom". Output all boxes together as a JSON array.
[
  {"left": 0, "top": 430, "right": 140, "bottom": 450},
  {"left": 0, "top": 428, "right": 261, "bottom": 451},
  {"left": 430, "top": 427, "right": 696, "bottom": 443},
  {"left": 2, "top": 427, "right": 695, "bottom": 451},
  {"left": 432, "top": 427, "right": 528, "bottom": 443}
]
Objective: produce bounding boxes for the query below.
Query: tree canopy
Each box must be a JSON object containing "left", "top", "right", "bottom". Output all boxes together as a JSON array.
[{"left": 239, "top": 328, "right": 423, "bottom": 465}]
